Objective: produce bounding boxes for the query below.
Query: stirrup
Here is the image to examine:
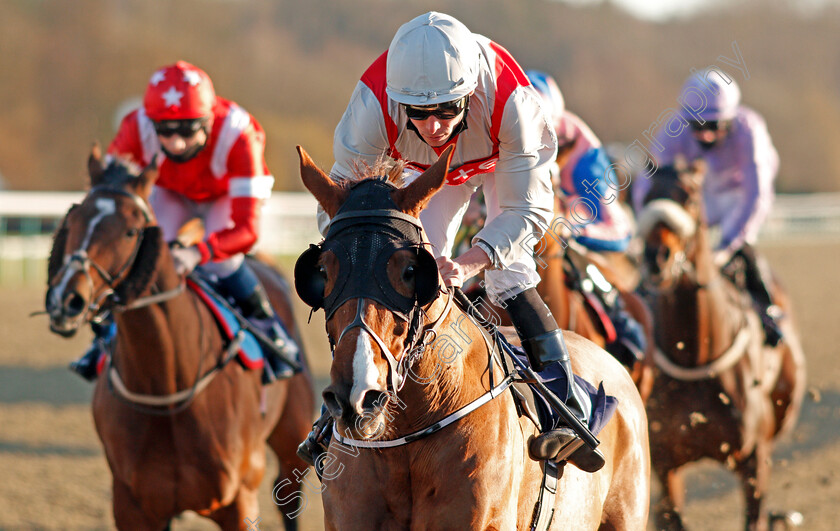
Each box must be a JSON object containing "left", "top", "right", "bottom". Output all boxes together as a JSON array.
[{"left": 529, "top": 427, "right": 605, "bottom": 473}]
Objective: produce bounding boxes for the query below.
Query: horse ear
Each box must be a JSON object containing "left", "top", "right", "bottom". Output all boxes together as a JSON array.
[
  {"left": 297, "top": 145, "right": 346, "bottom": 217},
  {"left": 392, "top": 144, "right": 454, "bottom": 218},
  {"left": 88, "top": 143, "right": 105, "bottom": 187},
  {"left": 135, "top": 156, "right": 159, "bottom": 200}
]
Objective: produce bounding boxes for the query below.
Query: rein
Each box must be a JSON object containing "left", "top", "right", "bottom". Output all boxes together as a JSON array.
[
  {"left": 653, "top": 326, "right": 751, "bottom": 381},
  {"left": 52, "top": 186, "right": 156, "bottom": 320},
  {"left": 332, "top": 288, "right": 515, "bottom": 449}
]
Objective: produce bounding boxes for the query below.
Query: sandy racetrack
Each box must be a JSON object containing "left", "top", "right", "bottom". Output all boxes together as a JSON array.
[{"left": 1, "top": 240, "right": 838, "bottom": 530}]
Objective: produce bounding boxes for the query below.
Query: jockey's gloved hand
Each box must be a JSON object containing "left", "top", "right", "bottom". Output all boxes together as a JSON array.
[{"left": 171, "top": 245, "right": 203, "bottom": 275}]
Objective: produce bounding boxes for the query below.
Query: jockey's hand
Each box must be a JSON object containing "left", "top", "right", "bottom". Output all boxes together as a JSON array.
[
  {"left": 171, "top": 245, "right": 203, "bottom": 275},
  {"left": 435, "top": 256, "right": 466, "bottom": 288},
  {"left": 435, "top": 246, "right": 492, "bottom": 288}
]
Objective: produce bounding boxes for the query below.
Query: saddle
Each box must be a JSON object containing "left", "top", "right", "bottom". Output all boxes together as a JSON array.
[{"left": 563, "top": 249, "right": 619, "bottom": 344}]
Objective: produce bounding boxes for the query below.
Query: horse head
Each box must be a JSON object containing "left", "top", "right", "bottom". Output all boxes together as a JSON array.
[
  {"left": 45, "top": 145, "right": 163, "bottom": 336},
  {"left": 636, "top": 158, "right": 706, "bottom": 288},
  {"left": 294, "top": 145, "right": 454, "bottom": 439}
]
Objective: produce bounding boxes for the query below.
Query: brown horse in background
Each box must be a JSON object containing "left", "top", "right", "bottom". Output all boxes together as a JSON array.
[
  {"left": 464, "top": 139, "right": 655, "bottom": 403},
  {"left": 636, "top": 161, "right": 806, "bottom": 531},
  {"left": 535, "top": 206, "right": 655, "bottom": 404},
  {"left": 295, "top": 145, "right": 650, "bottom": 530},
  {"left": 44, "top": 148, "right": 314, "bottom": 530}
]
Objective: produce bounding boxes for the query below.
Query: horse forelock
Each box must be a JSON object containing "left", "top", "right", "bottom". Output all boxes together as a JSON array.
[
  {"left": 97, "top": 159, "right": 143, "bottom": 189},
  {"left": 347, "top": 155, "right": 406, "bottom": 188},
  {"left": 637, "top": 199, "right": 696, "bottom": 240}
]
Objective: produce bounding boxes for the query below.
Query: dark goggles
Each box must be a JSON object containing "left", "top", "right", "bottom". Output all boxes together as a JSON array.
[
  {"left": 153, "top": 118, "right": 207, "bottom": 138},
  {"left": 403, "top": 97, "right": 468, "bottom": 121},
  {"left": 690, "top": 119, "right": 729, "bottom": 132}
]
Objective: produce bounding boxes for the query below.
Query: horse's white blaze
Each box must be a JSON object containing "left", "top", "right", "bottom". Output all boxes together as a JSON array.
[
  {"left": 350, "top": 332, "right": 382, "bottom": 414},
  {"left": 82, "top": 198, "right": 116, "bottom": 249}
]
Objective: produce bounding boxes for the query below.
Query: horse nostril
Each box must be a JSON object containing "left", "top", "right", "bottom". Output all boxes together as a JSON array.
[
  {"left": 361, "top": 390, "right": 388, "bottom": 413},
  {"left": 65, "top": 292, "right": 87, "bottom": 317}
]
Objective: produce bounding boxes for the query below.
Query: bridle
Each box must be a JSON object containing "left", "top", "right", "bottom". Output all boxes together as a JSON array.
[
  {"left": 48, "top": 185, "right": 183, "bottom": 324},
  {"left": 295, "top": 179, "right": 441, "bottom": 394}
]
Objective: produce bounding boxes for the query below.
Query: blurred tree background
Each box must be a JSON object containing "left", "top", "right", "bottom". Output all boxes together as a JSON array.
[{"left": 1, "top": 0, "right": 838, "bottom": 193}]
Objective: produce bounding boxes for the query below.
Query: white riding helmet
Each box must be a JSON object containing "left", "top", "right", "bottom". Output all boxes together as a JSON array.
[
  {"left": 386, "top": 12, "right": 481, "bottom": 105},
  {"left": 681, "top": 71, "right": 741, "bottom": 122}
]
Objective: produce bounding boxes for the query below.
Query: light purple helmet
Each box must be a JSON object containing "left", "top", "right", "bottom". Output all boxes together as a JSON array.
[{"left": 680, "top": 71, "right": 741, "bottom": 122}]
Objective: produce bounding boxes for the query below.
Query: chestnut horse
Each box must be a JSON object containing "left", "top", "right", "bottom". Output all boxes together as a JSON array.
[
  {"left": 636, "top": 161, "right": 806, "bottom": 531},
  {"left": 44, "top": 149, "right": 314, "bottom": 530},
  {"left": 294, "top": 145, "right": 650, "bottom": 530}
]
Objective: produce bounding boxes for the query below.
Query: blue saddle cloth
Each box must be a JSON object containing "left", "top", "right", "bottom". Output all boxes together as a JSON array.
[
  {"left": 187, "top": 278, "right": 266, "bottom": 370},
  {"left": 506, "top": 340, "right": 618, "bottom": 437}
]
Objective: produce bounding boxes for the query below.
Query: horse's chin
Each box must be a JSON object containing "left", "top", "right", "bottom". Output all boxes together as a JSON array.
[
  {"left": 49, "top": 318, "right": 82, "bottom": 338},
  {"left": 335, "top": 411, "right": 390, "bottom": 441}
]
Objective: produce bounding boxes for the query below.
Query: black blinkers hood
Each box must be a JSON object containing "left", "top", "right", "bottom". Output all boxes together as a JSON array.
[{"left": 295, "top": 179, "right": 440, "bottom": 319}]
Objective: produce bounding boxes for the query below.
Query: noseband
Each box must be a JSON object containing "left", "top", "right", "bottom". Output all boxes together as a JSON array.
[
  {"left": 295, "top": 179, "right": 442, "bottom": 393},
  {"left": 49, "top": 185, "right": 182, "bottom": 321}
]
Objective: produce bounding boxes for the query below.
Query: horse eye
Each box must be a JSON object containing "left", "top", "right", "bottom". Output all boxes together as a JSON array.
[
  {"left": 126, "top": 228, "right": 139, "bottom": 238},
  {"left": 403, "top": 265, "right": 416, "bottom": 282}
]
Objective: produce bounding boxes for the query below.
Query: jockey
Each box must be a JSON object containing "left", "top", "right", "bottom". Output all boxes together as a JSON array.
[
  {"left": 300, "top": 12, "right": 605, "bottom": 473},
  {"left": 526, "top": 69, "right": 646, "bottom": 365},
  {"left": 631, "top": 72, "right": 783, "bottom": 346},
  {"left": 69, "top": 60, "right": 298, "bottom": 383}
]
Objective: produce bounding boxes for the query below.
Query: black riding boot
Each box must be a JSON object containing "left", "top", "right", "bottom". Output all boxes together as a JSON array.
[
  {"left": 237, "top": 284, "right": 299, "bottom": 382},
  {"left": 503, "top": 288, "right": 605, "bottom": 473},
  {"left": 735, "top": 246, "right": 783, "bottom": 347},
  {"left": 218, "top": 263, "right": 299, "bottom": 383},
  {"left": 69, "top": 315, "right": 115, "bottom": 381},
  {"left": 297, "top": 404, "right": 331, "bottom": 468}
]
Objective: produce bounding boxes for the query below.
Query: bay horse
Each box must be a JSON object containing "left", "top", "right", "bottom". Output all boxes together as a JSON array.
[
  {"left": 636, "top": 160, "right": 806, "bottom": 531},
  {"left": 44, "top": 148, "right": 315, "bottom": 530},
  {"left": 534, "top": 207, "right": 655, "bottom": 404},
  {"left": 461, "top": 139, "right": 655, "bottom": 403},
  {"left": 294, "top": 144, "right": 650, "bottom": 530}
]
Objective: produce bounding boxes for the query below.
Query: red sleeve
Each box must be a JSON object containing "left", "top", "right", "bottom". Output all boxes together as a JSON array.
[
  {"left": 202, "top": 116, "right": 269, "bottom": 262},
  {"left": 225, "top": 118, "right": 269, "bottom": 177},
  {"left": 107, "top": 111, "right": 147, "bottom": 166},
  {"left": 203, "top": 197, "right": 261, "bottom": 261}
]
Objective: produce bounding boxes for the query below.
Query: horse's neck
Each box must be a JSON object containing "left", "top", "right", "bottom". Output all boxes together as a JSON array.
[
  {"left": 112, "top": 255, "right": 210, "bottom": 394},
  {"left": 395, "top": 303, "right": 490, "bottom": 434},
  {"left": 660, "top": 223, "right": 740, "bottom": 366}
]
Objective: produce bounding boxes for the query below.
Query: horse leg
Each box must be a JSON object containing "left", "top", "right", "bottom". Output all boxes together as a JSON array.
[
  {"left": 653, "top": 466, "right": 687, "bottom": 531},
  {"left": 112, "top": 478, "right": 170, "bottom": 531},
  {"left": 268, "top": 375, "right": 315, "bottom": 529},
  {"left": 770, "top": 340, "right": 806, "bottom": 438},
  {"left": 737, "top": 444, "right": 771, "bottom": 531},
  {"left": 208, "top": 487, "right": 259, "bottom": 531}
]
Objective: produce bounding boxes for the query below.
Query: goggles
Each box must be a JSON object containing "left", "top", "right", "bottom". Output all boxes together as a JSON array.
[
  {"left": 153, "top": 118, "right": 207, "bottom": 138},
  {"left": 690, "top": 119, "right": 729, "bottom": 132},
  {"left": 403, "top": 96, "right": 468, "bottom": 121}
]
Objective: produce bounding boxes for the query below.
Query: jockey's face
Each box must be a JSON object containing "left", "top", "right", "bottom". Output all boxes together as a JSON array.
[
  {"left": 409, "top": 113, "right": 465, "bottom": 147},
  {"left": 404, "top": 96, "right": 468, "bottom": 147},
  {"left": 154, "top": 118, "right": 210, "bottom": 162},
  {"left": 690, "top": 119, "right": 731, "bottom": 150}
]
